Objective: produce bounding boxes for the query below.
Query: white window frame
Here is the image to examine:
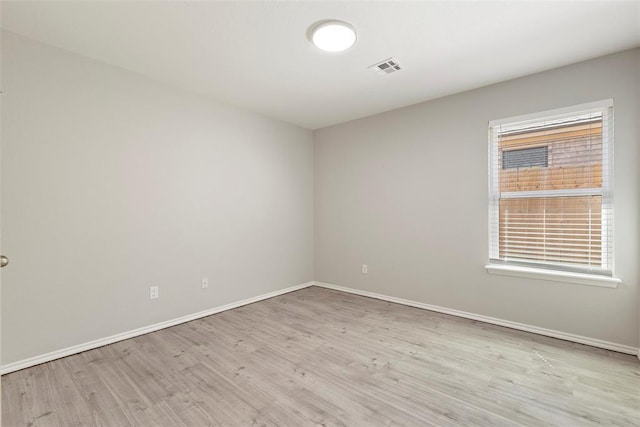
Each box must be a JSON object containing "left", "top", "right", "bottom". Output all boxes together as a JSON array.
[{"left": 485, "top": 100, "right": 621, "bottom": 288}]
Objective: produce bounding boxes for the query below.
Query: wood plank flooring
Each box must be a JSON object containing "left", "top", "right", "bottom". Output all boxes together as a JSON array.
[{"left": 2, "top": 286, "right": 639, "bottom": 426}]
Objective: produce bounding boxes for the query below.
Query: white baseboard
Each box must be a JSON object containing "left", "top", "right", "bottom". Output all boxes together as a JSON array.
[
  {"left": 1, "top": 282, "right": 314, "bottom": 375},
  {"left": 313, "top": 281, "right": 639, "bottom": 356},
  {"left": 4, "top": 280, "right": 636, "bottom": 375}
]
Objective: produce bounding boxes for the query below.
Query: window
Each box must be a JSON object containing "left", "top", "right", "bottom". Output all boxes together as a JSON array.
[
  {"left": 488, "top": 100, "right": 615, "bottom": 281},
  {"left": 503, "top": 146, "right": 548, "bottom": 169}
]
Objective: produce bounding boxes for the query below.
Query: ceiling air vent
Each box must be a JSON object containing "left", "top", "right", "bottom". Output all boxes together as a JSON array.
[{"left": 369, "top": 58, "right": 402, "bottom": 74}]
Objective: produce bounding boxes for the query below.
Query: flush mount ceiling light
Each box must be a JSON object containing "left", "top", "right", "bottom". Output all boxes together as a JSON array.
[{"left": 310, "top": 20, "right": 357, "bottom": 52}]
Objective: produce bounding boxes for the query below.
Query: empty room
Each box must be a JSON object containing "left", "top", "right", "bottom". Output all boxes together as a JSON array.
[{"left": 1, "top": 1, "right": 639, "bottom": 426}]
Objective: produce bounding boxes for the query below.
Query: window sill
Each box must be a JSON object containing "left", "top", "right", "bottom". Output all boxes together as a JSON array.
[{"left": 485, "top": 264, "right": 621, "bottom": 288}]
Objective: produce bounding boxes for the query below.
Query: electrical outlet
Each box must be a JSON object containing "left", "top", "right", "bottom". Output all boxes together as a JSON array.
[
  {"left": 362, "top": 264, "right": 368, "bottom": 274},
  {"left": 201, "top": 277, "right": 209, "bottom": 289},
  {"left": 149, "top": 286, "right": 159, "bottom": 299}
]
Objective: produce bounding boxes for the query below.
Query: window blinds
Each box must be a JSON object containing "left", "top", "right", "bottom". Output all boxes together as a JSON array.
[{"left": 489, "top": 101, "right": 613, "bottom": 275}]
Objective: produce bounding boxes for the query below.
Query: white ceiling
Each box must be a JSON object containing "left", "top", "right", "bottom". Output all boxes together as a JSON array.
[{"left": 2, "top": 1, "right": 639, "bottom": 130}]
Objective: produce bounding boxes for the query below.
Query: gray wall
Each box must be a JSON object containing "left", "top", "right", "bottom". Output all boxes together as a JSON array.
[
  {"left": 314, "top": 49, "right": 640, "bottom": 348},
  {"left": 1, "top": 32, "right": 314, "bottom": 365}
]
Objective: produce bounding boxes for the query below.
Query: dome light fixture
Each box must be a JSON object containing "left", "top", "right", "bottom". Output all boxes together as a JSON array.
[{"left": 310, "top": 20, "right": 357, "bottom": 52}]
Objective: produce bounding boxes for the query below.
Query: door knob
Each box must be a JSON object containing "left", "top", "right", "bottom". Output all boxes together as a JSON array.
[{"left": 1, "top": 255, "right": 8, "bottom": 268}]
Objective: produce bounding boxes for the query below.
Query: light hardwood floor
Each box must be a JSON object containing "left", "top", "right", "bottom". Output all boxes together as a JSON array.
[{"left": 2, "top": 286, "right": 639, "bottom": 426}]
